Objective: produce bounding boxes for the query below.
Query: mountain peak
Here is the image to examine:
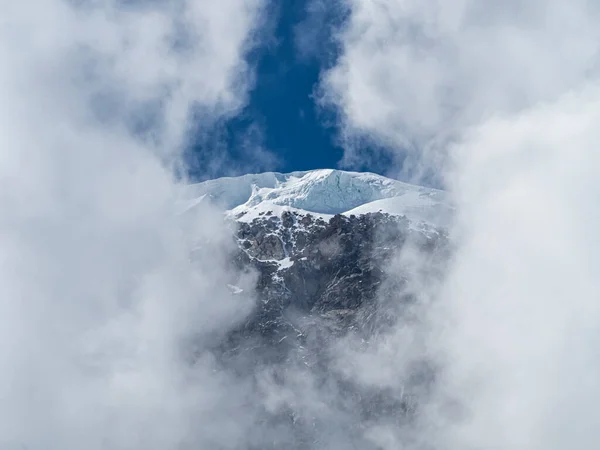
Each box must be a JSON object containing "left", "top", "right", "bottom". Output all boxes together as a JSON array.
[{"left": 185, "top": 169, "right": 452, "bottom": 228}]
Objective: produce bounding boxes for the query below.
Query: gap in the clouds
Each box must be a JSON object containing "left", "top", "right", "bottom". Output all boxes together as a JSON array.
[
  {"left": 183, "top": 0, "right": 425, "bottom": 185},
  {"left": 185, "top": 0, "right": 356, "bottom": 182}
]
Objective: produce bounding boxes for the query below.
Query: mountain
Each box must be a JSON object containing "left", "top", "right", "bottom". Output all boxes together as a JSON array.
[
  {"left": 186, "top": 170, "right": 452, "bottom": 449},
  {"left": 184, "top": 169, "right": 453, "bottom": 230},
  {"left": 185, "top": 168, "right": 451, "bottom": 356}
]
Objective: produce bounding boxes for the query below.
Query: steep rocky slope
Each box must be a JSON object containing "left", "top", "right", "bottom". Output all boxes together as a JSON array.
[
  {"left": 188, "top": 170, "right": 452, "bottom": 449},
  {"left": 231, "top": 210, "right": 449, "bottom": 337}
]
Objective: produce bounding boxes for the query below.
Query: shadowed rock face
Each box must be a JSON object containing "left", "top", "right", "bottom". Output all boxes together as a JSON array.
[
  {"left": 234, "top": 211, "right": 448, "bottom": 323},
  {"left": 204, "top": 211, "right": 450, "bottom": 449}
]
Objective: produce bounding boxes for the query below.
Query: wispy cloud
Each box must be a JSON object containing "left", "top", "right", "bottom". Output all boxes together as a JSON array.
[
  {"left": 321, "top": 0, "right": 600, "bottom": 178},
  {"left": 0, "top": 0, "right": 267, "bottom": 447},
  {"left": 4, "top": 0, "right": 600, "bottom": 448},
  {"left": 320, "top": 0, "right": 600, "bottom": 448},
  {"left": 434, "top": 87, "right": 600, "bottom": 448}
]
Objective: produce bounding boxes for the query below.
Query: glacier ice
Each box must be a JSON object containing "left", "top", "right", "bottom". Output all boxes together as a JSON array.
[{"left": 184, "top": 169, "right": 453, "bottom": 228}]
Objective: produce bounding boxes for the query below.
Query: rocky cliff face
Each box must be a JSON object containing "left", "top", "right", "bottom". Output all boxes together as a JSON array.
[
  {"left": 234, "top": 210, "right": 448, "bottom": 318},
  {"left": 205, "top": 209, "right": 450, "bottom": 449},
  {"left": 185, "top": 170, "right": 453, "bottom": 448}
]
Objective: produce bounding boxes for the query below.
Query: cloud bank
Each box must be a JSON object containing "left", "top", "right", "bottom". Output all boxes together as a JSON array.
[
  {"left": 320, "top": 0, "right": 600, "bottom": 448},
  {"left": 3, "top": 0, "right": 600, "bottom": 448},
  {"left": 436, "top": 85, "right": 600, "bottom": 450},
  {"left": 322, "top": 0, "right": 600, "bottom": 179},
  {"left": 0, "top": 0, "right": 267, "bottom": 448}
]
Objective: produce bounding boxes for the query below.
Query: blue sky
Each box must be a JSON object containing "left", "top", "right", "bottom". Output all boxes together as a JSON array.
[{"left": 186, "top": 0, "right": 356, "bottom": 181}]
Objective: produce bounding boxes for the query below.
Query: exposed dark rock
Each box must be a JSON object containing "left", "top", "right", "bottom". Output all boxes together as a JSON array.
[
  {"left": 207, "top": 211, "right": 450, "bottom": 448},
  {"left": 281, "top": 210, "right": 294, "bottom": 228},
  {"left": 227, "top": 211, "right": 449, "bottom": 351}
]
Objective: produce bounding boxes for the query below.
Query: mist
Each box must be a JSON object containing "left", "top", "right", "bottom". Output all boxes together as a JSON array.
[
  {"left": 0, "top": 0, "right": 268, "bottom": 448},
  {"left": 322, "top": 0, "right": 600, "bottom": 180},
  {"left": 321, "top": 0, "right": 600, "bottom": 448},
  {"left": 2, "top": 0, "right": 600, "bottom": 449},
  {"left": 431, "top": 86, "right": 600, "bottom": 449}
]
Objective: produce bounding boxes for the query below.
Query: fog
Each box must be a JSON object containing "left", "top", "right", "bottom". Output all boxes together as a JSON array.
[
  {"left": 0, "top": 0, "right": 267, "bottom": 448},
  {"left": 1, "top": 0, "right": 599, "bottom": 449},
  {"left": 322, "top": 0, "right": 600, "bottom": 448}
]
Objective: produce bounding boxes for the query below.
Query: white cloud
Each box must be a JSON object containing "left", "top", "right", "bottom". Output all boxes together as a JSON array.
[
  {"left": 4, "top": 0, "right": 600, "bottom": 447},
  {"left": 322, "top": 0, "right": 600, "bottom": 174},
  {"left": 0, "top": 0, "right": 265, "bottom": 447},
  {"left": 432, "top": 84, "right": 600, "bottom": 450},
  {"left": 322, "top": 0, "right": 600, "bottom": 448}
]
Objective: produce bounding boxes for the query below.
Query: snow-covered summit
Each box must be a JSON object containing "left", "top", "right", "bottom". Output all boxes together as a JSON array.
[{"left": 185, "top": 169, "right": 452, "bottom": 228}]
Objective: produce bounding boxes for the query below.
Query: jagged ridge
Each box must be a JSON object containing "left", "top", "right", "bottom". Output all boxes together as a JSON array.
[{"left": 185, "top": 169, "right": 452, "bottom": 229}]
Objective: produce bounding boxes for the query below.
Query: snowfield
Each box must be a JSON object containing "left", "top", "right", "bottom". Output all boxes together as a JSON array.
[{"left": 184, "top": 169, "right": 453, "bottom": 229}]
